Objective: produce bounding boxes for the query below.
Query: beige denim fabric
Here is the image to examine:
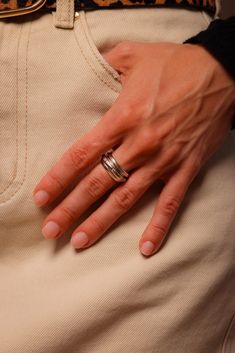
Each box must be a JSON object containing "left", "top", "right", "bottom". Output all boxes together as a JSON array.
[{"left": 0, "top": 2, "right": 235, "bottom": 353}]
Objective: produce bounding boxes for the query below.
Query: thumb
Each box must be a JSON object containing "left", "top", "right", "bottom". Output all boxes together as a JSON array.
[{"left": 102, "top": 41, "right": 136, "bottom": 75}]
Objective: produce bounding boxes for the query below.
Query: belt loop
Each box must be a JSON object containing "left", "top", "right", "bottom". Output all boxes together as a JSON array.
[
  {"left": 53, "top": 0, "right": 75, "bottom": 29},
  {"left": 214, "top": 0, "right": 222, "bottom": 19}
]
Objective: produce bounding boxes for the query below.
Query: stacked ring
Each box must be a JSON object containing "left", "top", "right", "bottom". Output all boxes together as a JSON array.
[{"left": 101, "top": 151, "right": 129, "bottom": 183}]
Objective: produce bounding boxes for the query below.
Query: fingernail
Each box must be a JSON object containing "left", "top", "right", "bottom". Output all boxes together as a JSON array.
[
  {"left": 141, "top": 241, "right": 155, "bottom": 256},
  {"left": 71, "top": 232, "right": 89, "bottom": 249},
  {"left": 42, "top": 221, "right": 61, "bottom": 239},
  {"left": 34, "top": 190, "right": 49, "bottom": 206}
]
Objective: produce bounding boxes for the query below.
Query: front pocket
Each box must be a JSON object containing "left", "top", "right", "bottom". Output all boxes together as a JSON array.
[
  {"left": 73, "top": 10, "right": 122, "bottom": 94},
  {"left": 0, "top": 20, "right": 30, "bottom": 205}
]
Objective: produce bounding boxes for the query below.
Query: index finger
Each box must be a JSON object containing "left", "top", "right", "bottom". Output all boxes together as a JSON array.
[{"left": 32, "top": 105, "right": 122, "bottom": 207}]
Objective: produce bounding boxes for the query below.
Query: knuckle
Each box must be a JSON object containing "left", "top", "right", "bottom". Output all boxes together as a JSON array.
[
  {"left": 86, "top": 175, "right": 106, "bottom": 198},
  {"left": 154, "top": 129, "right": 166, "bottom": 145},
  {"left": 48, "top": 170, "right": 65, "bottom": 193},
  {"left": 115, "top": 41, "right": 134, "bottom": 58},
  {"left": 161, "top": 196, "right": 181, "bottom": 217},
  {"left": 139, "top": 128, "right": 156, "bottom": 151},
  {"left": 68, "top": 146, "right": 88, "bottom": 170},
  {"left": 192, "top": 154, "right": 202, "bottom": 173},
  {"left": 118, "top": 103, "right": 134, "bottom": 121},
  {"left": 113, "top": 187, "right": 135, "bottom": 211},
  {"left": 60, "top": 205, "right": 77, "bottom": 223},
  {"left": 150, "top": 223, "right": 167, "bottom": 237},
  {"left": 90, "top": 216, "right": 106, "bottom": 234},
  {"left": 118, "top": 102, "right": 143, "bottom": 129}
]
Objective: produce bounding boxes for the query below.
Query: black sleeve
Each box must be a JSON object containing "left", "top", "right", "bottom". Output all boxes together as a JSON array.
[{"left": 183, "top": 16, "right": 235, "bottom": 130}]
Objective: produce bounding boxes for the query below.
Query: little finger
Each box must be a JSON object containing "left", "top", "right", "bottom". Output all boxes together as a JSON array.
[
  {"left": 139, "top": 154, "right": 201, "bottom": 256},
  {"left": 70, "top": 167, "right": 152, "bottom": 250}
]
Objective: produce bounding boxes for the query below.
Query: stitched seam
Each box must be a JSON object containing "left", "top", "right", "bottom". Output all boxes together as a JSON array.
[
  {"left": 61, "top": 1, "right": 67, "bottom": 22},
  {"left": 57, "top": 0, "right": 73, "bottom": 25},
  {"left": 0, "top": 22, "right": 30, "bottom": 205},
  {"left": 59, "top": 0, "right": 62, "bottom": 23},
  {"left": 200, "top": 10, "right": 212, "bottom": 26},
  {"left": 62, "top": 0, "right": 67, "bottom": 23},
  {"left": 222, "top": 312, "right": 235, "bottom": 353},
  {"left": 81, "top": 13, "right": 121, "bottom": 83},
  {"left": 0, "top": 25, "right": 22, "bottom": 195},
  {"left": 73, "top": 20, "right": 120, "bottom": 93},
  {"left": 56, "top": 0, "right": 63, "bottom": 24},
  {"left": 68, "top": 0, "right": 71, "bottom": 26}
]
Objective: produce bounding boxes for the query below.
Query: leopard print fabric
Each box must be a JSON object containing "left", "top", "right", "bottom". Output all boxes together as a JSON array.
[{"left": 0, "top": 0, "right": 216, "bottom": 15}]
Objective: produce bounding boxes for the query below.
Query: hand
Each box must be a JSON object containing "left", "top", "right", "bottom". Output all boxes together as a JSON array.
[{"left": 32, "top": 41, "right": 235, "bottom": 256}]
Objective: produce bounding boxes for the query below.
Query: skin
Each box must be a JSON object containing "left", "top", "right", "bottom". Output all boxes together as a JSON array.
[{"left": 32, "top": 41, "right": 235, "bottom": 256}]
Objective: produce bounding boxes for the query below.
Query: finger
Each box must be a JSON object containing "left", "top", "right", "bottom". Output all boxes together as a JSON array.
[
  {"left": 70, "top": 166, "right": 152, "bottom": 250},
  {"left": 139, "top": 154, "right": 201, "bottom": 256},
  {"left": 32, "top": 125, "right": 114, "bottom": 207},
  {"left": 32, "top": 81, "right": 143, "bottom": 208},
  {"left": 69, "top": 143, "right": 182, "bottom": 250},
  {"left": 40, "top": 132, "right": 181, "bottom": 241},
  {"left": 40, "top": 163, "right": 115, "bottom": 239},
  {"left": 102, "top": 41, "right": 138, "bottom": 75},
  {"left": 40, "top": 146, "right": 138, "bottom": 240}
]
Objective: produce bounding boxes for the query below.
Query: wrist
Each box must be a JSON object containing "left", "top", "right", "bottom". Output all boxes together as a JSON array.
[{"left": 183, "top": 43, "right": 235, "bottom": 130}]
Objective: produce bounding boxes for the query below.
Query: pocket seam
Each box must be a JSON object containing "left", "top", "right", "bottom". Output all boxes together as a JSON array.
[
  {"left": 73, "top": 12, "right": 121, "bottom": 93},
  {"left": 80, "top": 12, "right": 121, "bottom": 81},
  {"left": 0, "top": 24, "right": 22, "bottom": 197},
  {"left": 0, "top": 21, "right": 30, "bottom": 205}
]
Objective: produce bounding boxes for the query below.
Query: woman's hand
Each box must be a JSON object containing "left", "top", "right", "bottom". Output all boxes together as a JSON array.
[{"left": 32, "top": 41, "right": 235, "bottom": 256}]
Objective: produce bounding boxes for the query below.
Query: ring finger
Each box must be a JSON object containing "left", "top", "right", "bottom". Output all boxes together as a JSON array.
[
  {"left": 40, "top": 149, "right": 135, "bottom": 240},
  {"left": 69, "top": 144, "right": 181, "bottom": 249},
  {"left": 70, "top": 165, "right": 153, "bottom": 249}
]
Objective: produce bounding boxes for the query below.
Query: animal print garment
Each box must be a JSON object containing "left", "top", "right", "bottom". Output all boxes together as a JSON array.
[{"left": 0, "top": 0, "right": 216, "bottom": 15}]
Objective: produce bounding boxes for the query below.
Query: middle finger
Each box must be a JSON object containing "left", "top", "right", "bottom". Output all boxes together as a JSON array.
[
  {"left": 40, "top": 143, "right": 137, "bottom": 240},
  {"left": 41, "top": 163, "right": 117, "bottom": 239}
]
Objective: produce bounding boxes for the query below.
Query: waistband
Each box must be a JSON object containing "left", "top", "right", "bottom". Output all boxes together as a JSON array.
[{"left": 0, "top": 0, "right": 216, "bottom": 19}]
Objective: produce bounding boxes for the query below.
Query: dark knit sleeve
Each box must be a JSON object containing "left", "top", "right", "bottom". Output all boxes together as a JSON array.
[{"left": 183, "top": 17, "right": 235, "bottom": 130}]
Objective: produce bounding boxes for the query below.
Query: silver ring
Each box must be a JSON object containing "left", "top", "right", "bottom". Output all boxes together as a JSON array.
[{"left": 101, "top": 151, "right": 129, "bottom": 183}]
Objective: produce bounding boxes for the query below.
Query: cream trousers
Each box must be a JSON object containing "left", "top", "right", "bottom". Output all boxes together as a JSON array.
[{"left": 0, "top": 3, "right": 235, "bottom": 353}]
